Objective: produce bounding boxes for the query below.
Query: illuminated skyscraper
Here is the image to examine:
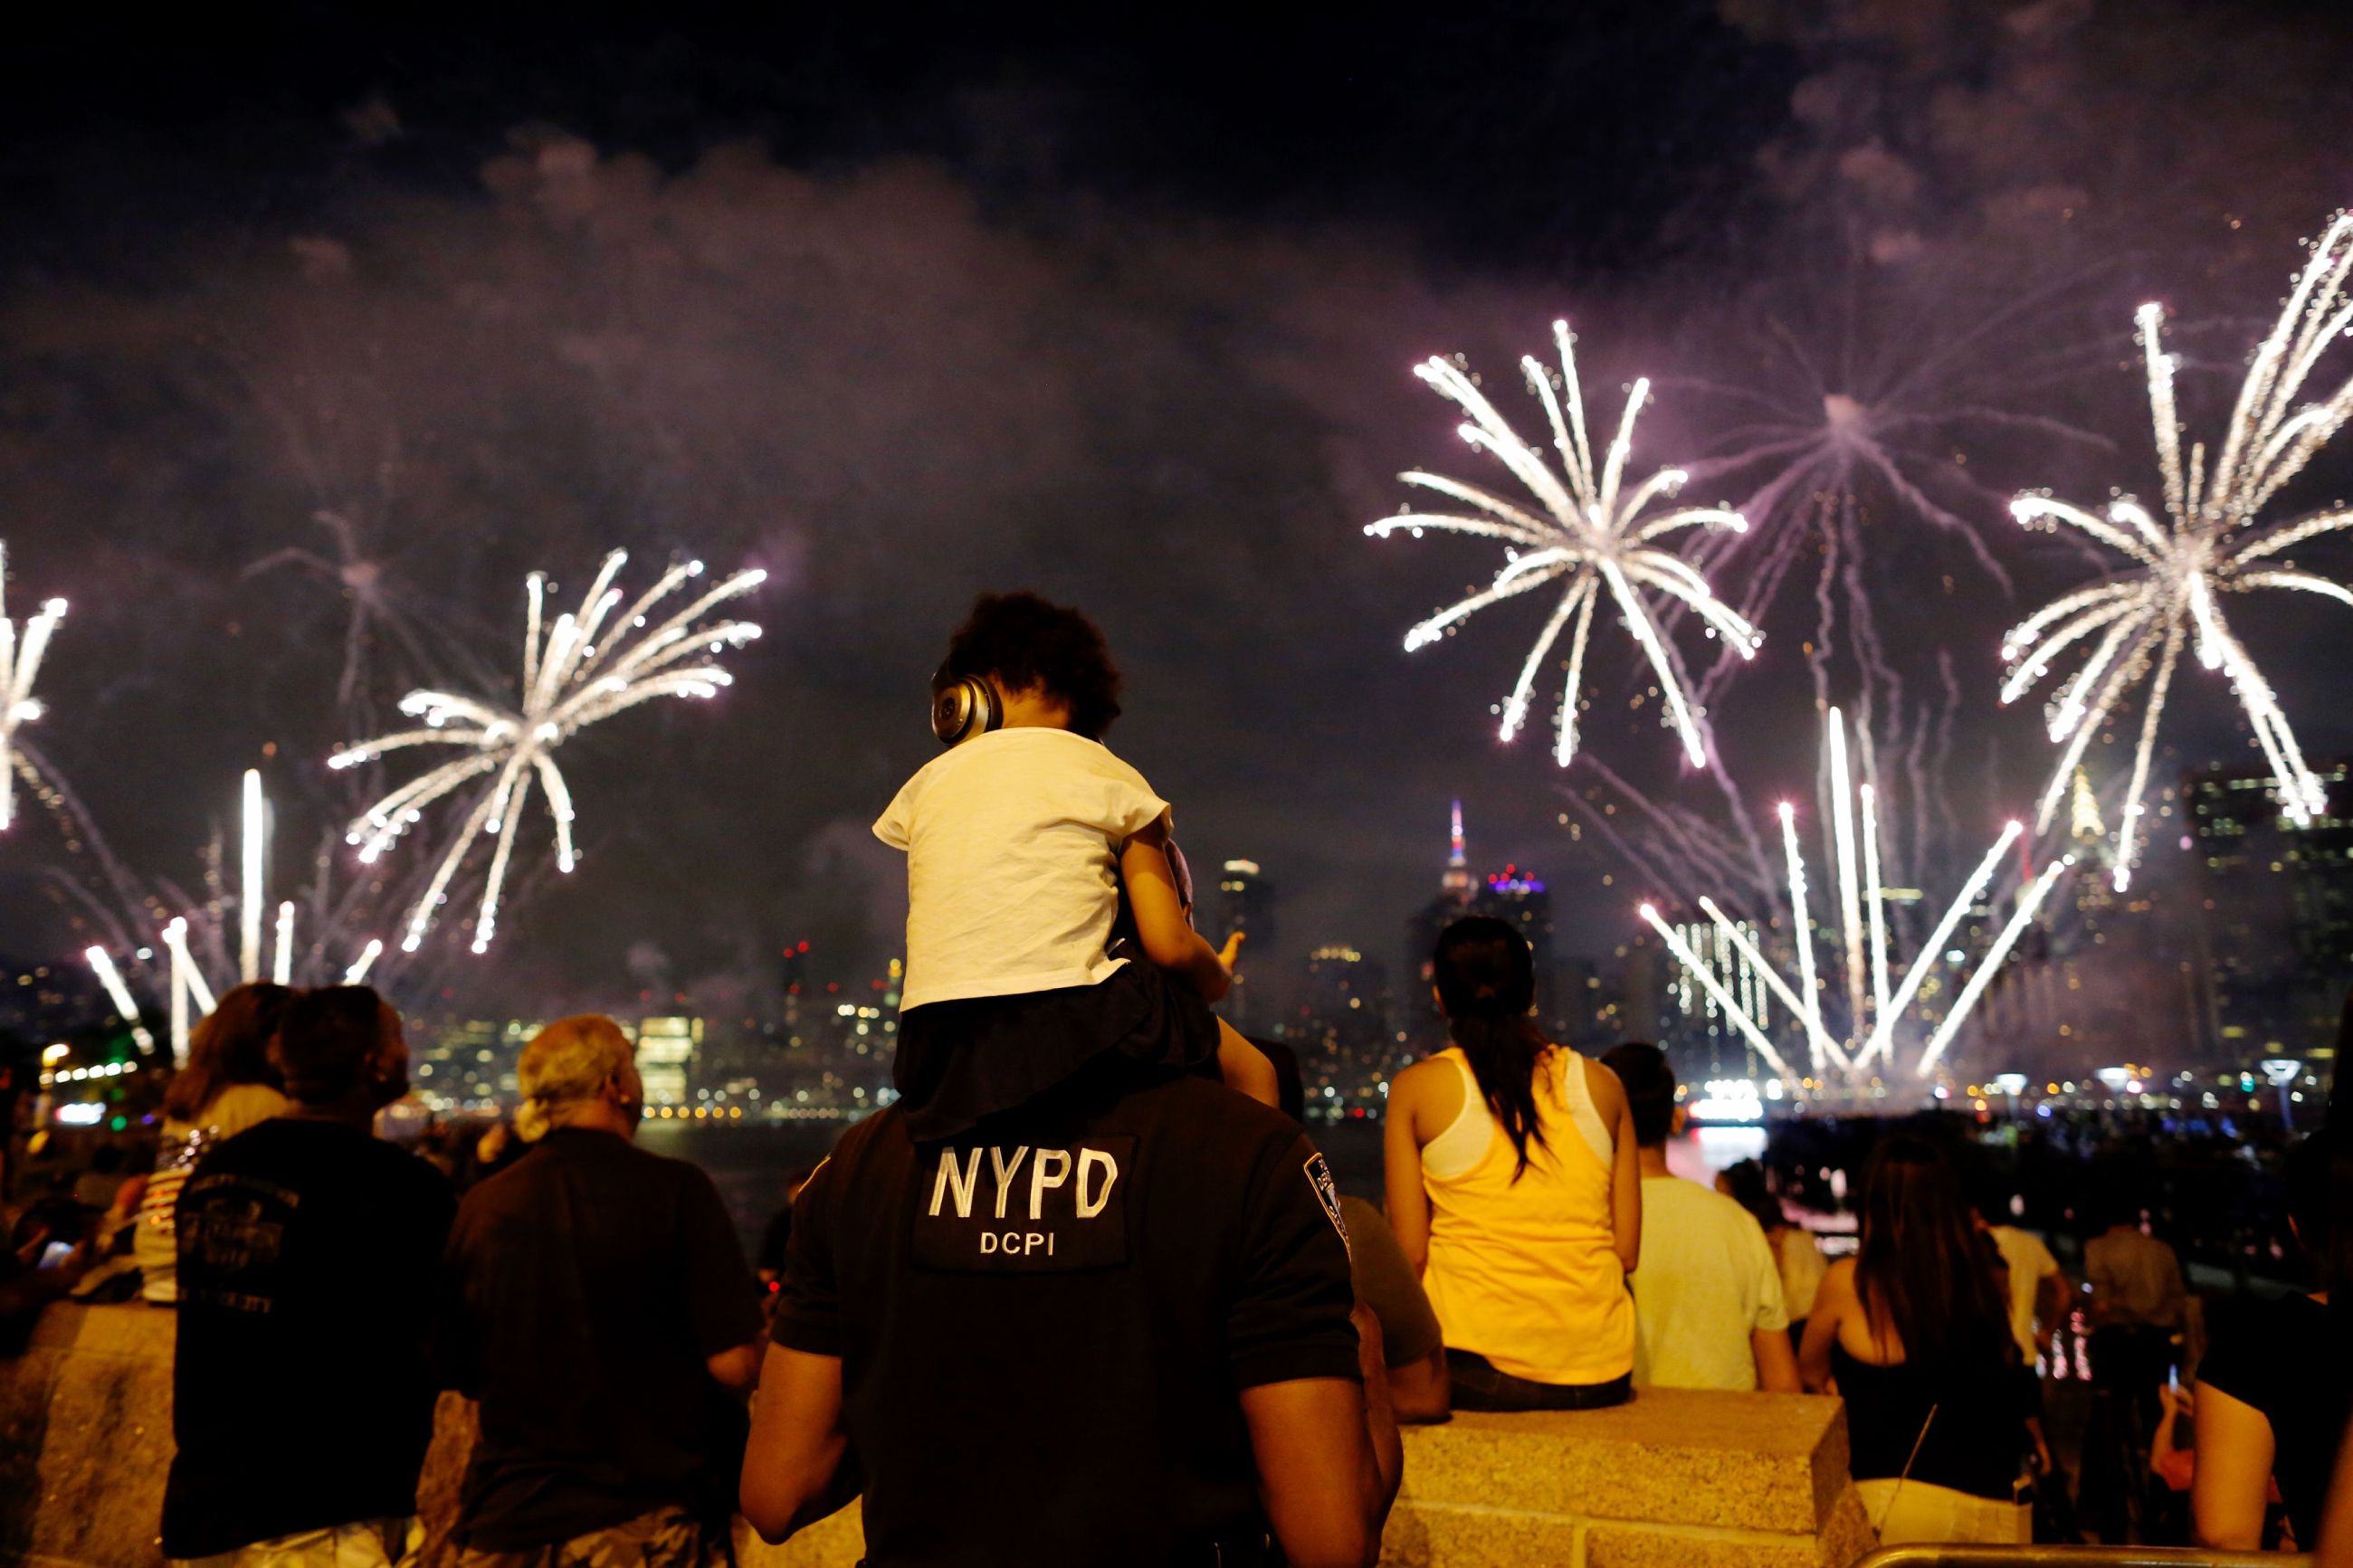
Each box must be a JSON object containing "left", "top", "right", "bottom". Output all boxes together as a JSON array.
[
  {"left": 1479, "top": 862, "right": 1561, "bottom": 1035},
  {"left": 1405, "top": 802, "right": 1565, "bottom": 1039},
  {"left": 1215, "top": 859, "right": 1278, "bottom": 1026},
  {"left": 1443, "top": 800, "right": 1472, "bottom": 901},
  {"left": 1292, "top": 945, "right": 1394, "bottom": 1118},
  {"left": 1407, "top": 802, "right": 1480, "bottom": 1042},
  {"left": 634, "top": 1015, "right": 703, "bottom": 1108},
  {"left": 2187, "top": 760, "right": 2353, "bottom": 1061}
]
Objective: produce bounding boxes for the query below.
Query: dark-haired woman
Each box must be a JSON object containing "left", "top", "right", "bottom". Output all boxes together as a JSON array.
[
  {"left": 2193, "top": 1133, "right": 2350, "bottom": 1550},
  {"left": 132, "top": 982, "right": 294, "bottom": 1303},
  {"left": 1799, "top": 1136, "right": 2032, "bottom": 1544},
  {"left": 1383, "top": 917, "right": 1641, "bottom": 1411}
]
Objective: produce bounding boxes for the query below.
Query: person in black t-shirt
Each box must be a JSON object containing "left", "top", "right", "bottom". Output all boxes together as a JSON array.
[
  {"left": 742, "top": 1048, "right": 1402, "bottom": 1567},
  {"left": 2196, "top": 1133, "right": 2352, "bottom": 1550},
  {"left": 438, "top": 1015, "right": 763, "bottom": 1568},
  {"left": 163, "top": 986, "right": 453, "bottom": 1567}
]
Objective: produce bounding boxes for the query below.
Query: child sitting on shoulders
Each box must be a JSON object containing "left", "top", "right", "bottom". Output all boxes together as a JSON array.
[{"left": 876, "top": 592, "right": 1274, "bottom": 1139}]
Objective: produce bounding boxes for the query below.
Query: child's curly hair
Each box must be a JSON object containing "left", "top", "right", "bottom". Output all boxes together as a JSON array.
[{"left": 938, "top": 592, "right": 1124, "bottom": 739}]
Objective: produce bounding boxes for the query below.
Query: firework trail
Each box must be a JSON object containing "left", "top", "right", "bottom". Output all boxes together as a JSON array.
[
  {"left": 333, "top": 549, "right": 764, "bottom": 954},
  {"left": 2005, "top": 214, "right": 2353, "bottom": 889},
  {"left": 1561, "top": 752, "right": 1780, "bottom": 915},
  {"left": 14, "top": 734, "right": 157, "bottom": 953},
  {"left": 0, "top": 546, "right": 172, "bottom": 958},
  {"left": 245, "top": 510, "right": 454, "bottom": 710},
  {"left": 36, "top": 766, "right": 490, "bottom": 1011},
  {"left": 1566, "top": 681, "right": 1975, "bottom": 960},
  {"left": 1665, "top": 270, "right": 2116, "bottom": 715},
  {"left": 1367, "top": 320, "right": 1758, "bottom": 770},
  {"left": 1638, "top": 708, "right": 2070, "bottom": 1085},
  {"left": 0, "top": 541, "right": 68, "bottom": 833}
]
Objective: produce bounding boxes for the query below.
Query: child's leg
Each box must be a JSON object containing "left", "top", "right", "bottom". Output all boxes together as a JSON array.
[{"left": 1215, "top": 1018, "right": 1280, "bottom": 1109}]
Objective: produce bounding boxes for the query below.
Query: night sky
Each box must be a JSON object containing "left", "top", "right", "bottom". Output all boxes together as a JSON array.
[{"left": 4, "top": 2, "right": 2352, "bottom": 1019}]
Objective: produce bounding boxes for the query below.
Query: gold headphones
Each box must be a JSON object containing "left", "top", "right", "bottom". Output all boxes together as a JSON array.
[{"left": 930, "top": 670, "right": 1004, "bottom": 746}]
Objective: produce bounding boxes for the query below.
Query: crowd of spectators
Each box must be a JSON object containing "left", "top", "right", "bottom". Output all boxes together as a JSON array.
[
  {"left": 6, "top": 589, "right": 2353, "bottom": 1559},
  {"left": 2, "top": 944, "right": 2347, "bottom": 1561}
]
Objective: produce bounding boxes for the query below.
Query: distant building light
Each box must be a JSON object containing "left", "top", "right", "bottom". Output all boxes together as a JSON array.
[
  {"left": 1690, "top": 1079, "right": 1765, "bottom": 1124},
  {"left": 1224, "top": 860, "right": 1261, "bottom": 876}
]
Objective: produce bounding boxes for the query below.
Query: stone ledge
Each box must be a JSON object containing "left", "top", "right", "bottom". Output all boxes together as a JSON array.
[
  {"left": 23, "top": 1303, "right": 173, "bottom": 1364},
  {"left": 1396, "top": 1392, "right": 1852, "bottom": 1536},
  {"left": 741, "top": 1507, "right": 860, "bottom": 1566},
  {"left": 0, "top": 1305, "right": 177, "bottom": 1568},
  {"left": 1, "top": 1307, "right": 1872, "bottom": 1568}
]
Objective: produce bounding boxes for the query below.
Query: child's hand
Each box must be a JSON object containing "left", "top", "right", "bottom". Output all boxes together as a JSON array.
[{"left": 1216, "top": 931, "right": 1246, "bottom": 973}]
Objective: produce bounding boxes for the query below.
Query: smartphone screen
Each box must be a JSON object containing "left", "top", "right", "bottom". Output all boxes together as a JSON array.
[{"left": 36, "top": 1240, "right": 75, "bottom": 1271}]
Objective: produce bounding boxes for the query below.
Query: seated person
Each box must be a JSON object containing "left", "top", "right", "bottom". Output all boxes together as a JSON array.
[
  {"left": 1600, "top": 1044, "right": 1798, "bottom": 1393},
  {"left": 1262, "top": 1038, "right": 1450, "bottom": 1422}
]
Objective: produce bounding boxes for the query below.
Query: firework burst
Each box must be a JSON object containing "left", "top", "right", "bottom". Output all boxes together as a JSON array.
[
  {"left": 1367, "top": 320, "right": 1758, "bottom": 770},
  {"left": 2005, "top": 214, "right": 2353, "bottom": 888},
  {"left": 332, "top": 549, "right": 764, "bottom": 953},
  {"left": 0, "top": 541, "right": 67, "bottom": 832},
  {"left": 246, "top": 509, "right": 453, "bottom": 711},
  {"left": 1638, "top": 708, "right": 2071, "bottom": 1088}
]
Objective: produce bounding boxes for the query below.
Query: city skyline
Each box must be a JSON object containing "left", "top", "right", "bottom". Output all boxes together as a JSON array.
[{"left": 20, "top": 756, "right": 2346, "bottom": 1143}]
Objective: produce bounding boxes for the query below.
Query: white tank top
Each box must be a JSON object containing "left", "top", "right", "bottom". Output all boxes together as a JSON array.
[{"left": 1423, "top": 1048, "right": 1612, "bottom": 1179}]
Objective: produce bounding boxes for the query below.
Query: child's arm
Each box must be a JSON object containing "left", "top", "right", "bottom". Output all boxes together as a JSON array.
[
  {"left": 1119, "top": 825, "right": 1232, "bottom": 1002},
  {"left": 1215, "top": 1019, "right": 1279, "bottom": 1108}
]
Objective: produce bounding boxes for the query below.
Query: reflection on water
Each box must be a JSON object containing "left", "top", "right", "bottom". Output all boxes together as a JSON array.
[
  {"left": 1670, "top": 1125, "right": 1767, "bottom": 1183},
  {"left": 638, "top": 1120, "right": 843, "bottom": 1256}
]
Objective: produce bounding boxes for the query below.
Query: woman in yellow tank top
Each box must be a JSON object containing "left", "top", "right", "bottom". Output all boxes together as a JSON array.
[{"left": 1383, "top": 917, "right": 1643, "bottom": 1410}]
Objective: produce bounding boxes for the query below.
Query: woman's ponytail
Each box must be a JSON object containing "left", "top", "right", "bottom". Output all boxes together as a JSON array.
[{"left": 1433, "top": 917, "right": 1550, "bottom": 1178}]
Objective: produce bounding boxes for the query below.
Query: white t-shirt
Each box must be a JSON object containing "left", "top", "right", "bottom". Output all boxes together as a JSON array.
[
  {"left": 1988, "top": 1224, "right": 2062, "bottom": 1361},
  {"left": 875, "top": 727, "right": 1171, "bottom": 1012},
  {"left": 1777, "top": 1225, "right": 1828, "bottom": 1322},
  {"left": 1630, "top": 1175, "right": 1789, "bottom": 1392}
]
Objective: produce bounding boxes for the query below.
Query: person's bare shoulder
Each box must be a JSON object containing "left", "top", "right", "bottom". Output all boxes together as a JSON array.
[
  {"left": 1387, "top": 1054, "right": 1460, "bottom": 1129},
  {"left": 1390, "top": 1053, "right": 1452, "bottom": 1093}
]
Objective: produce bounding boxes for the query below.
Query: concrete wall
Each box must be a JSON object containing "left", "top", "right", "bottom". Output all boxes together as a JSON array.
[{"left": 1, "top": 1306, "right": 1870, "bottom": 1568}]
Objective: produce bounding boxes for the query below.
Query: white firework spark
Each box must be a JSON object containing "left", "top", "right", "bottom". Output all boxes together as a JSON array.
[
  {"left": 332, "top": 549, "right": 764, "bottom": 954},
  {"left": 1367, "top": 320, "right": 1759, "bottom": 770},
  {"left": 2005, "top": 214, "right": 2353, "bottom": 889},
  {"left": 1663, "top": 268, "right": 2115, "bottom": 719},
  {"left": 0, "top": 540, "right": 68, "bottom": 832},
  {"left": 82, "top": 946, "right": 157, "bottom": 1056},
  {"left": 245, "top": 510, "right": 448, "bottom": 710},
  {"left": 1639, "top": 707, "right": 2070, "bottom": 1087}
]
